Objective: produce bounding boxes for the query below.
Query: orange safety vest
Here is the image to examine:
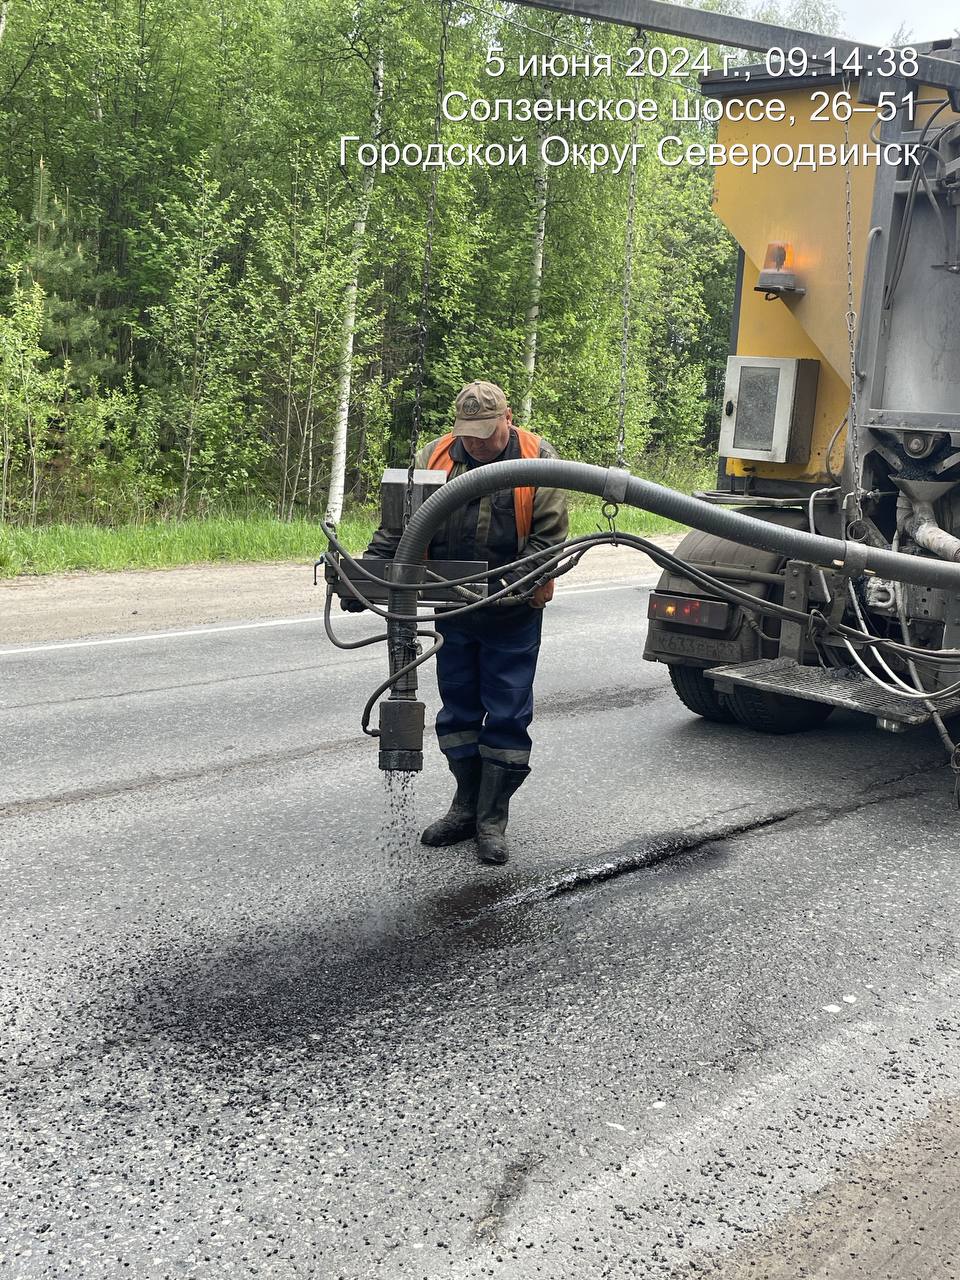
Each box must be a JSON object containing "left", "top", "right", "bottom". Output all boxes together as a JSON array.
[{"left": 427, "top": 426, "right": 554, "bottom": 602}]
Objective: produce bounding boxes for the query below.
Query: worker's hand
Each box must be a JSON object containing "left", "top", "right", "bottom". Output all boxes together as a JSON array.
[
  {"left": 340, "top": 596, "right": 366, "bottom": 613},
  {"left": 529, "top": 582, "right": 552, "bottom": 610}
]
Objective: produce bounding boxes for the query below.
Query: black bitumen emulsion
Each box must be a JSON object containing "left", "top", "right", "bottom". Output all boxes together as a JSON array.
[
  {"left": 5, "top": 593, "right": 960, "bottom": 1277},
  {"left": 7, "top": 776, "right": 960, "bottom": 1280},
  {"left": 7, "top": 767, "right": 959, "bottom": 1278},
  {"left": 382, "top": 770, "right": 420, "bottom": 883},
  {"left": 111, "top": 865, "right": 531, "bottom": 1056}
]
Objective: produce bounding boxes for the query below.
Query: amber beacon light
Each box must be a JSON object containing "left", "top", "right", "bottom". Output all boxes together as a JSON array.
[{"left": 756, "top": 241, "right": 805, "bottom": 299}]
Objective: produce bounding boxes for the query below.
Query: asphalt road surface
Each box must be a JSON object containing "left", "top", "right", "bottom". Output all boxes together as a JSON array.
[{"left": 3, "top": 572, "right": 960, "bottom": 1278}]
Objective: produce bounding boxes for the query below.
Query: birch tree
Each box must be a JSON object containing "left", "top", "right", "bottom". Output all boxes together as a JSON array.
[
  {"left": 0, "top": 275, "right": 65, "bottom": 523},
  {"left": 324, "top": 11, "right": 384, "bottom": 527},
  {"left": 146, "top": 162, "right": 262, "bottom": 515},
  {"left": 520, "top": 109, "right": 548, "bottom": 427}
]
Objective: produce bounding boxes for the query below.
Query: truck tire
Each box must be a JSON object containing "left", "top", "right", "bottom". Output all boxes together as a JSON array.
[
  {"left": 725, "top": 684, "right": 834, "bottom": 734},
  {"left": 668, "top": 664, "right": 736, "bottom": 723}
]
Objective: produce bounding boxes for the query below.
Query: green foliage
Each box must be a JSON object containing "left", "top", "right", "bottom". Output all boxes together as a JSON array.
[
  {"left": 21, "top": 161, "right": 120, "bottom": 391},
  {"left": 0, "top": 502, "right": 695, "bottom": 576},
  {"left": 0, "top": 512, "right": 338, "bottom": 576},
  {"left": 0, "top": 273, "right": 68, "bottom": 522},
  {"left": 0, "top": 0, "right": 740, "bottom": 542},
  {"left": 141, "top": 161, "right": 268, "bottom": 512},
  {"left": 0, "top": 450, "right": 713, "bottom": 576},
  {"left": 254, "top": 156, "right": 361, "bottom": 517}
]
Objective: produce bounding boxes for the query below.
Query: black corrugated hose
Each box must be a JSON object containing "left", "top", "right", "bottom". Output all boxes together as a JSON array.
[{"left": 391, "top": 459, "right": 960, "bottom": 603}]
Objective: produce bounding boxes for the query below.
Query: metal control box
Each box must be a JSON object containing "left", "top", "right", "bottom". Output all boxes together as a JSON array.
[
  {"left": 380, "top": 468, "right": 446, "bottom": 532},
  {"left": 719, "top": 357, "right": 820, "bottom": 464}
]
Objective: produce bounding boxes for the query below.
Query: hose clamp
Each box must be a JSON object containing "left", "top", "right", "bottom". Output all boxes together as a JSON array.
[
  {"left": 602, "top": 468, "right": 631, "bottom": 505},
  {"left": 833, "top": 541, "right": 870, "bottom": 578}
]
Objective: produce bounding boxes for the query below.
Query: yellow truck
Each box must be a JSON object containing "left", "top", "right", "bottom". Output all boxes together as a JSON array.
[{"left": 325, "top": 2, "right": 960, "bottom": 773}]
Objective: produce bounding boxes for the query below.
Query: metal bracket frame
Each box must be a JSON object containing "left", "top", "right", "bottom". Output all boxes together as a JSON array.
[
  {"left": 779, "top": 560, "right": 811, "bottom": 661},
  {"left": 511, "top": 0, "right": 960, "bottom": 96},
  {"left": 852, "top": 88, "right": 960, "bottom": 487}
]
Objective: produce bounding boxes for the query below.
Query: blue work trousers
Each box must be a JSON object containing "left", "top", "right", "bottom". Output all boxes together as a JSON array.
[{"left": 435, "top": 607, "right": 544, "bottom": 766}]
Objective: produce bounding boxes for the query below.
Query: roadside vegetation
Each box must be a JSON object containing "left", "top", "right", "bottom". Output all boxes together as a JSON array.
[
  {"left": 0, "top": 0, "right": 831, "bottom": 574},
  {"left": 0, "top": 454, "right": 712, "bottom": 576},
  {"left": 0, "top": 1, "right": 747, "bottom": 532}
]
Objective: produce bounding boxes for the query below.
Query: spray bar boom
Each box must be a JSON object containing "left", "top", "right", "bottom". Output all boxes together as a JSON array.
[
  {"left": 375, "top": 459, "right": 960, "bottom": 768},
  {"left": 392, "top": 459, "right": 960, "bottom": 599}
]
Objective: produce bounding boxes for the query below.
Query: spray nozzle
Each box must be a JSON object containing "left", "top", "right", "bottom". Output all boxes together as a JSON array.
[{"left": 377, "top": 699, "right": 426, "bottom": 773}]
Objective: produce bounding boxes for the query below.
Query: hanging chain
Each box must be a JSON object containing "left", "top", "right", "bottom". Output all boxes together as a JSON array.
[
  {"left": 616, "top": 27, "right": 644, "bottom": 471},
  {"left": 404, "top": 0, "right": 452, "bottom": 528},
  {"left": 599, "top": 500, "right": 620, "bottom": 545},
  {"left": 841, "top": 75, "right": 865, "bottom": 529}
]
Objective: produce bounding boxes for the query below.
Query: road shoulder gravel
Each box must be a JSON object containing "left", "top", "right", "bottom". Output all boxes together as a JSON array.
[{"left": 0, "top": 537, "right": 683, "bottom": 646}]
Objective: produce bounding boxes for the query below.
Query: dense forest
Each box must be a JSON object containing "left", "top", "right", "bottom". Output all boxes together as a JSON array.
[{"left": 0, "top": 0, "right": 839, "bottom": 526}]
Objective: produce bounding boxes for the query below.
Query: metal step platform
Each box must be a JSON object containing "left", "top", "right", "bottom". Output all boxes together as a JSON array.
[{"left": 706, "top": 657, "right": 960, "bottom": 731}]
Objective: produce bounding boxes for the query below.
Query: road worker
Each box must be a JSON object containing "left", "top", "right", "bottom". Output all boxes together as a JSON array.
[{"left": 361, "top": 379, "right": 569, "bottom": 865}]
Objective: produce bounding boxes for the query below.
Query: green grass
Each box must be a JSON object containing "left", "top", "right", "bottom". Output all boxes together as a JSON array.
[
  {"left": 0, "top": 455, "right": 714, "bottom": 577},
  {"left": 0, "top": 513, "right": 374, "bottom": 577},
  {"left": 567, "top": 498, "right": 686, "bottom": 540}
]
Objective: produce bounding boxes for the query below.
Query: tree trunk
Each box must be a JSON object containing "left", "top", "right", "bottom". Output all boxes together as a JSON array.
[
  {"left": 179, "top": 398, "right": 197, "bottom": 517},
  {"left": 521, "top": 111, "right": 549, "bottom": 426},
  {"left": 324, "top": 42, "right": 384, "bottom": 527},
  {"left": 279, "top": 157, "right": 301, "bottom": 519},
  {"left": 617, "top": 112, "right": 641, "bottom": 468},
  {"left": 279, "top": 335, "right": 295, "bottom": 518},
  {"left": 406, "top": 0, "right": 452, "bottom": 512},
  {"left": 179, "top": 215, "right": 209, "bottom": 518},
  {"left": 305, "top": 309, "right": 321, "bottom": 516},
  {"left": 1, "top": 418, "right": 9, "bottom": 521},
  {"left": 26, "top": 406, "right": 38, "bottom": 525}
]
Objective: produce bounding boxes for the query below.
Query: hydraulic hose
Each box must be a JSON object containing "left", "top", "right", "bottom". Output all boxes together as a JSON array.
[
  {"left": 391, "top": 459, "right": 960, "bottom": 604},
  {"left": 906, "top": 501, "right": 960, "bottom": 564},
  {"left": 376, "top": 459, "right": 960, "bottom": 767}
]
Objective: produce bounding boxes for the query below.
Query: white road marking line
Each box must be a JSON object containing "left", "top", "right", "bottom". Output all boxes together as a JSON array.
[
  {"left": 0, "top": 615, "right": 329, "bottom": 656},
  {"left": 560, "top": 578, "right": 656, "bottom": 597},
  {"left": 0, "top": 579, "right": 653, "bottom": 657}
]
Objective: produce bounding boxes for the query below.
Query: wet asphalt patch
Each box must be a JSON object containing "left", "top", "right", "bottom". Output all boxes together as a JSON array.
[
  {"left": 85, "top": 759, "right": 945, "bottom": 1070},
  {"left": 5, "top": 763, "right": 959, "bottom": 1277}
]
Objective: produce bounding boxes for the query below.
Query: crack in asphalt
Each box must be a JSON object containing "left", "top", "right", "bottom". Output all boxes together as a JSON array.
[
  {"left": 439, "top": 761, "right": 946, "bottom": 933},
  {"left": 4, "top": 760, "right": 945, "bottom": 1080},
  {"left": 0, "top": 735, "right": 368, "bottom": 819},
  {"left": 71, "top": 759, "right": 945, "bottom": 1068},
  {"left": 0, "top": 685, "right": 665, "bottom": 819},
  {"left": 474, "top": 1151, "right": 544, "bottom": 1243}
]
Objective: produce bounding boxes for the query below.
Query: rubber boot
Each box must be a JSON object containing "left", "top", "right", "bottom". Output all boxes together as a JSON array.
[
  {"left": 420, "top": 756, "right": 483, "bottom": 847},
  {"left": 475, "top": 761, "right": 530, "bottom": 865}
]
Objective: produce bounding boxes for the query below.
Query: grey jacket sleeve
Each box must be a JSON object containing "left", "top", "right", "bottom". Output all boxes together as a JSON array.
[
  {"left": 524, "top": 438, "right": 570, "bottom": 560},
  {"left": 498, "top": 438, "right": 569, "bottom": 589}
]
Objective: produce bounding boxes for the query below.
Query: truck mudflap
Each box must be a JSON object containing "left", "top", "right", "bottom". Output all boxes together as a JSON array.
[{"left": 642, "top": 511, "right": 808, "bottom": 669}]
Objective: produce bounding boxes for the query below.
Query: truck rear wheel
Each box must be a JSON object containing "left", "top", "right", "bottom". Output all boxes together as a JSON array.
[
  {"left": 668, "top": 664, "right": 736, "bottom": 724},
  {"left": 725, "top": 684, "right": 834, "bottom": 734}
]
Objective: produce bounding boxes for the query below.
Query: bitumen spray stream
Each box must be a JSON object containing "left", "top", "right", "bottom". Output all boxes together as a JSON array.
[{"left": 381, "top": 769, "right": 419, "bottom": 879}]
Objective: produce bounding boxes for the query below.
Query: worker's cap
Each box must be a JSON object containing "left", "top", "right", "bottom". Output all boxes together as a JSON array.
[{"left": 452, "top": 380, "right": 508, "bottom": 439}]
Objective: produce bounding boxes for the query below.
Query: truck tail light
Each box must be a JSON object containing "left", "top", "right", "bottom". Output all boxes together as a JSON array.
[{"left": 648, "top": 592, "right": 731, "bottom": 631}]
